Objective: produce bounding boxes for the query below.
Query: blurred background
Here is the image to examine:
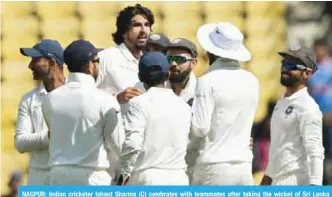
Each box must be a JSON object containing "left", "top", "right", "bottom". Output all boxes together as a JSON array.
[{"left": 1, "top": 1, "right": 332, "bottom": 193}]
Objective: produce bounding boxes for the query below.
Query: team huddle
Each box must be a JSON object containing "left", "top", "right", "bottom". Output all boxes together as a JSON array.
[{"left": 14, "top": 4, "right": 325, "bottom": 186}]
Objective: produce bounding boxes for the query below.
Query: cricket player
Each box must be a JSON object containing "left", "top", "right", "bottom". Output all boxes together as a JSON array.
[
  {"left": 42, "top": 40, "right": 124, "bottom": 185},
  {"left": 118, "top": 52, "right": 191, "bottom": 185},
  {"left": 145, "top": 33, "right": 170, "bottom": 54},
  {"left": 261, "top": 47, "right": 325, "bottom": 185},
  {"left": 166, "top": 38, "right": 198, "bottom": 104},
  {"left": 191, "top": 22, "right": 259, "bottom": 185},
  {"left": 97, "top": 4, "right": 154, "bottom": 109},
  {"left": 165, "top": 38, "right": 198, "bottom": 182},
  {"left": 15, "top": 39, "right": 66, "bottom": 185}
]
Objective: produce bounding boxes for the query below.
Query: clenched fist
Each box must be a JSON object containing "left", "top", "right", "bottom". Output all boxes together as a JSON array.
[{"left": 116, "top": 87, "right": 143, "bottom": 104}]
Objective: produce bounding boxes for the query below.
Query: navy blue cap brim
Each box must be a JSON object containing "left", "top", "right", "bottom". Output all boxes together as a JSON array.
[{"left": 20, "top": 48, "right": 43, "bottom": 57}]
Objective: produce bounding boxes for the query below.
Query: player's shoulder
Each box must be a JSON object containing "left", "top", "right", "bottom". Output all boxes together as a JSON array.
[
  {"left": 168, "top": 93, "right": 192, "bottom": 112},
  {"left": 242, "top": 69, "right": 259, "bottom": 82},
  {"left": 98, "top": 45, "right": 122, "bottom": 59},
  {"left": 95, "top": 88, "right": 118, "bottom": 103},
  {"left": 20, "top": 87, "right": 40, "bottom": 104},
  {"left": 295, "top": 91, "right": 321, "bottom": 115},
  {"left": 129, "top": 92, "right": 148, "bottom": 106}
]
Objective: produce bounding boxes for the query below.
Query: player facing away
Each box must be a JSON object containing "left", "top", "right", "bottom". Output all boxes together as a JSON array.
[
  {"left": 15, "top": 39, "right": 66, "bottom": 185},
  {"left": 261, "top": 47, "right": 325, "bottom": 185},
  {"left": 42, "top": 40, "right": 124, "bottom": 185},
  {"left": 190, "top": 22, "right": 259, "bottom": 185},
  {"left": 118, "top": 52, "right": 191, "bottom": 185}
]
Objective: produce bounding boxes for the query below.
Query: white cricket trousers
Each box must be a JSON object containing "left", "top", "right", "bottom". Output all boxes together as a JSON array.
[
  {"left": 50, "top": 166, "right": 112, "bottom": 185},
  {"left": 272, "top": 173, "right": 310, "bottom": 185},
  {"left": 192, "top": 162, "right": 253, "bottom": 185},
  {"left": 27, "top": 168, "right": 50, "bottom": 185},
  {"left": 127, "top": 168, "right": 189, "bottom": 185}
]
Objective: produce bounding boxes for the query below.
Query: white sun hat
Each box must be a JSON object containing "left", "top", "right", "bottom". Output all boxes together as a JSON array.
[{"left": 197, "top": 22, "right": 252, "bottom": 62}]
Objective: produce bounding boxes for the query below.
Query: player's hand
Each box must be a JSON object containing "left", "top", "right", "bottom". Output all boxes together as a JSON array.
[{"left": 116, "top": 87, "right": 143, "bottom": 104}]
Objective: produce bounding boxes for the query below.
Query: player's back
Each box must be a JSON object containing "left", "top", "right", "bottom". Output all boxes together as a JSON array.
[
  {"left": 45, "top": 73, "right": 119, "bottom": 169},
  {"left": 130, "top": 87, "right": 191, "bottom": 171},
  {"left": 196, "top": 66, "right": 259, "bottom": 164}
]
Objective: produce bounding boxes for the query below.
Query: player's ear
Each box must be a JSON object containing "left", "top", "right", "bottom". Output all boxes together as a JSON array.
[
  {"left": 303, "top": 70, "right": 312, "bottom": 80},
  {"left": 49, "top": 59, "right": 57, "bottom": 68},
  {"left": 190, "top": 58, "right": 198, "bottom": 69}
]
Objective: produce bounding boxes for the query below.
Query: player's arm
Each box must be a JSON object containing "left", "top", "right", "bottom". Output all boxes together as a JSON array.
[
  {"left": 118, "top": 101, "right": 146, "bottom": 185},
  {"left": 191, "top": 79, "right": 215, "bottom": 137},
  {"left": 102, "top": 98, "right": 125, "bottom": 156},
  {"left": 260, "top": 175, "right": 272, "bottom": 185},
  {"left": 298, "top": 109, "right": 325, "bottom": 185},
  {"left": 15, "top": 96, "right": 49, "bottom": 153}
]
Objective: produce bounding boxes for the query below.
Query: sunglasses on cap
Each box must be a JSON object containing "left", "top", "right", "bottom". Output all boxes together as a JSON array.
[
  {"left": 281, "top": 60, "right": 312, "bottom": 71},
  {"left": 167, "top": 55, "right": 194, "bottom": 64}
]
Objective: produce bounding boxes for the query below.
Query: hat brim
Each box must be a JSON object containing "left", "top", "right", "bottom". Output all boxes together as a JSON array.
[
  {"left": 278, "top": 51, "right": 304, "bottom": 63},
  {"left": 20, "top": 48, "right": 43, "bottom": 57},
  {"left": 197, "top": 23, "right": 252, "bottom": 62},
  {"left": 165, "top": 44, "right": 197, "bottom": 57}
]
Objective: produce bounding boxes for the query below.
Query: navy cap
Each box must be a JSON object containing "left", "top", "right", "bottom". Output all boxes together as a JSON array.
[
  {"left": 20, "top": 39, "right": 64, "bottom": 66},
  {"left": 139, "top": 52, "right": 169, "bottom": 76},
  {"left": 64, "top": 39, "right": 100, "bottom": 68}
]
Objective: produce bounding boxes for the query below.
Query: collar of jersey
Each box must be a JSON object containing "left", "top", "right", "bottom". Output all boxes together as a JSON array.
[
  {"left": 67, "top": 73, "right": 95, "bottom": 86},
  {"left": 119, "top": 43, "right": 141, "bottom": 62},
  {"left": 38, "top": 77, "right": 68, "bottom": 95},
  {"left": 284, "top": 87, "right": 308, "bottom": 101}
]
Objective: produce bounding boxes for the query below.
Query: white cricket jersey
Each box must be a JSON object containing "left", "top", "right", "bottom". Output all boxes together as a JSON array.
[
  {"left": 14, "top": 83, "right": 50, "bottom": 170},
  {"left": 97, "top": 43, "right": 144, "bottom": 114},
  {"left": 166, "top": 72, "right": 197, "bottom": 103},
  {"left": 42, "top": 73, "right": 124, "bottom": 170},
  {"left": 120, "top": 87, "right": 192, "bottom": 177},
  {"left": 266, "top": 87, "right": 325, "bottom": 185},
  {"left": 191, "top": 58, "right": 259, "bottom": 164}
]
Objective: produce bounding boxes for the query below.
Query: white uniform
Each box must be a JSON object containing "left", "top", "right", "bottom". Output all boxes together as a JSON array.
[
  {"left": 191, "top": 58, "right": 259, "bottom": 185},
  {"left": 97, "top": 43, "right": 144, "bottom": 114},
  {"left": 15, "top": 83, "right": 50, "bottom": 185},
  {"left": 166, "top": 72, "right": 200, "bottom": 183},
  {"left": 42, "top": 73, "right": 124, "bottom": 185},
  {"left": 266, "top": 87, "right": 324, "bottom": 185},
  {"left": 120, "top": 87, "right": 191, "bottom": 185}
]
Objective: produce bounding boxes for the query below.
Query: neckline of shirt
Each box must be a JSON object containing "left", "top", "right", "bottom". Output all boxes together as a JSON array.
[
  {"left": 118, "top": 43, "right": 142, "bottom": 62},
  {"left": 38, "top": 77, "right": 68, "bottom": 95},
  {"left": 67, "top": 73, "right": 95, "bottom": 86},
  {"left": 283, "top": 87, "right": 308, "bottom": 101}
]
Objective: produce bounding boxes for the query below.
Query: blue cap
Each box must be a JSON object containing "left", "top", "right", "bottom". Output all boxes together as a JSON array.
[
  {"left": 64, "top": 39, "right": 100, "bottom": 68},
  {"left": 20, "top": 39, "right": 64, "bottom": 66},
  {"left": 139, "top": 52, "right": 169, "bottom": 76}
]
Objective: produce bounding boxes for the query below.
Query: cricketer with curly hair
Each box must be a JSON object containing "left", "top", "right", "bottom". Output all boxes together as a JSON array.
[{"left": 97, "top": 4, "right": 155, "bottom": 108}]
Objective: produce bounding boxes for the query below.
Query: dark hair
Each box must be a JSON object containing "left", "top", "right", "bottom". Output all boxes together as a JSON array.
[
  {"left": 67, "top": 62, "right": 85, "bottom": 73},
  {"left": 112, "top": 4, "right": 155, "bottom": 45},
  {"left": 207, "top": 52, "right": 218, "bottom": 65}
]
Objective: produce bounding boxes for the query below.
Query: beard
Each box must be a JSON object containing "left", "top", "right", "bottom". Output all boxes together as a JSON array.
[
  {"left": 136, "top": 42, "right": 146, "bottom": 50},
  {"left": 169, "top": 68, "right": 191, "bottom": 83},
  {"left": 135, "top": 33, "right": 149, "bottom": 50},
  {"left": 280, "top": 71, "right": 301, "bottom": 87}
]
